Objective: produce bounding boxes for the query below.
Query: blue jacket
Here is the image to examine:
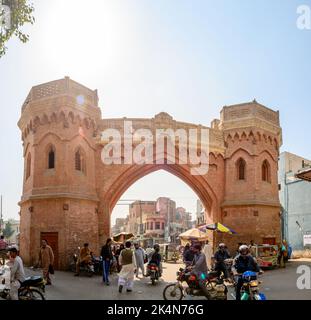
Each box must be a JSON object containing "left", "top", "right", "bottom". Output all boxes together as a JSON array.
[{"left": 232, "top": 254, "right": 260, "bottom": 274}]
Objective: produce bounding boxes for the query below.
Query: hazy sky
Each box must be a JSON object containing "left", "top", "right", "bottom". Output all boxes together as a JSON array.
[{"left": 1, "top": 0, "right": 311, "bottom": 224}]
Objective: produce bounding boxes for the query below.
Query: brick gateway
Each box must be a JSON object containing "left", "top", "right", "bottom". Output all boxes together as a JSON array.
[{"left": 18, "top": 77, "right": 282, "bottom": 269}]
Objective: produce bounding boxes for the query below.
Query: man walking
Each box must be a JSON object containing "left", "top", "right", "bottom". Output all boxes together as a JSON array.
[
  {"left": 202, "top": 240, "right": 212, "bottom": 270},
  {"left": 38, "top": 239, "right": 54, "bottom": 285},
  {"left": 101, "top": 238, "right": 113, "bottom": 285},
  {"left": 118, "top": 241, "right": 136, "bottom": 293},
  {"left": 134, "top": 242, "right": 145, "bottom": 277}
]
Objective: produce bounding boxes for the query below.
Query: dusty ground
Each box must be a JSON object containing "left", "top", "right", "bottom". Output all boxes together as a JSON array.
[{"left": 17, "top": 259, "right": 311, "bottom": 300}]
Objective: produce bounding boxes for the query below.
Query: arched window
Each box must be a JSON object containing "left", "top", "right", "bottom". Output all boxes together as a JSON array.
[
  {"left": 26, "top": 153, "right": 31, "bottom": 179},
  {"left": 75, "top": 148, "right": 86, "bottom": 173},
  {"left": 48, "top": 146, "right": 55, "bottom": 169},
  {"left": 237, "top": 158, "right": 246, "bottom": 180},
  {"left": 262, "top": 160, "right": 271, "bottom": 182}
]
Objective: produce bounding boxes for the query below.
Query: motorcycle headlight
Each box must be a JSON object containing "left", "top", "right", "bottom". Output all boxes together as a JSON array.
[{"left": 250, "top": 280, "right": 258, "bottom": 287}]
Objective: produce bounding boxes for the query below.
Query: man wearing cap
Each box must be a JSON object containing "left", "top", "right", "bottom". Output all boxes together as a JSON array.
[
  {"left": 134, "top": 242, "right": 145, "bottom": 278},
  {"left": 7, "top": 247, "right": 26, "bottom": 300},
  {"left": 214, "top": 243, "right": 231, "bottom": 279}
]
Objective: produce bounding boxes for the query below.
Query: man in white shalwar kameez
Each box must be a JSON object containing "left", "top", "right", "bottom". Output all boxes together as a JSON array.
[
  {"left": 118, "top": 241, "right": 137, "bottom": 293},
  {"left": 203, "top": 240, "right": 213, "bottom": 270}
]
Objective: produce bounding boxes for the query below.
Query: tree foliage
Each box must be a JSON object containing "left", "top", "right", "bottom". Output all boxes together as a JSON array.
[
  {"left": 2, "top": 221, "right": 15, "bottom": 238},
  {"left": 0, "top": 0, "right": 35, "bottom": 58}
]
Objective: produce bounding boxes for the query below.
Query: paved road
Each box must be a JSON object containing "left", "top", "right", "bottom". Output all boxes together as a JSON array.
[{"left": 18, "top": 259, "right": 311, "bottom": 300}]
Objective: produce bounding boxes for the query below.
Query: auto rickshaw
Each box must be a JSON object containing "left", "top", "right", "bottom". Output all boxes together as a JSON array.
[{"left": 250, "top": 244, "right": 278, "bottom": 269}]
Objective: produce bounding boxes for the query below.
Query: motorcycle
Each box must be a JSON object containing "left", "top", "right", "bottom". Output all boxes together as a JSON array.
[
  {"left": 70, "top": 249, "right": 95, "bottom": 277},
  {"left": 0, "top": 268, "right": 45, "bottom": 300},
  {"left": 163, "top": 267, "right": 227, "bottom": 300},
  {"left": 146, "top": 262, "right": 160, "bottom": 285},
  {"left": 237, "top": 271, "right": 266, "bottom": 300},
  {"left": 91, "top": 253, "right": 103, "bottom": 274}
]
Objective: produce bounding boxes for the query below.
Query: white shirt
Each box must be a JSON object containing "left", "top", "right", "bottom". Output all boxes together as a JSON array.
[
  {"left": 9, "top": 256, "right": 26, "bottom": 283},
  {"left": 203, "top": 243, "right": 213, "bottom": 269}
]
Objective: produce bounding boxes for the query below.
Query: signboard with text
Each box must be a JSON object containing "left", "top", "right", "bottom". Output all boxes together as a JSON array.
[{"left": 303, "top": 234, "right": 311, "bottom": 246}]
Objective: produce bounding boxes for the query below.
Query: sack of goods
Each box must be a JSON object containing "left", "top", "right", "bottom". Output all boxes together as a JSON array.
[{"left": 206, "top": 282, "right": 227, "bottom": 300}]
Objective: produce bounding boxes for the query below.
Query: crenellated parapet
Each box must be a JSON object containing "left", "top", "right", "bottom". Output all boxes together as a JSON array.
[{"left": 18, "top": 77, "right": 101, "bottom": 142}]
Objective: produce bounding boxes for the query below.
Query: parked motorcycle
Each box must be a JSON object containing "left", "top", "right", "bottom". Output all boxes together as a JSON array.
[
  {"left": 146, "top": 263, "right": 160, "bottom": 285},
  {"left": 163, "top": 267, "right": 227, "bottom": 300},
  {"left": 91, "top": 253, "right": 103, "bottom": 274},
  {"left": 70, "top": 249, "right": 95, "bottom": 277},
  {"left": 237, "top": 271, "right": 266, "bottom": 300},
  {"left": 0, "top": 268, "right": 45, "bottom": 300}
]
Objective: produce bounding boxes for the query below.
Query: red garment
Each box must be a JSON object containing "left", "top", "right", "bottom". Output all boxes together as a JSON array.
[{"left": 0, "top": 239, "right": 7, "bottom": 250}]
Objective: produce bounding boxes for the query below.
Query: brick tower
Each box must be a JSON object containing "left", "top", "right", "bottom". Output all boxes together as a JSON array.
[
  {"left": 18, "top": 77, "right": 101, "bottom": 269},
  {"left": 218, "top": 100, "right": 282, "bottom": 249}
]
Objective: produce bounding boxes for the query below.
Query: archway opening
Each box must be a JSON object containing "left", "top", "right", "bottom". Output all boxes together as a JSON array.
[{"left": 110, "top": 169, "right": 213, "bottom": 247}]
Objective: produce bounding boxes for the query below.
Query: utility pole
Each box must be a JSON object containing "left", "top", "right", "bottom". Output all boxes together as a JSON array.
[
  {"left": 167, "top": 199, "right": 171, "bottom": 243},
  {"left": 139, "top": 200, "right": 143, "bottom": 241}
]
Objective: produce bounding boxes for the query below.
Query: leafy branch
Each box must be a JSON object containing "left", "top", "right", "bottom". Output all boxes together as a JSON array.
[{"left": 0, "top": 0, "right": 35, "bottom": 58}]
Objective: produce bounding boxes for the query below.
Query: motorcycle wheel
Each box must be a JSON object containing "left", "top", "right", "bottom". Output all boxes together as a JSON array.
[
  {"left": 70, "top": 263, "right": 76, "bottom": 273},
  {"left": 163, "top": 284, "right": 183, "bottom": 300},
  {"left": 19, "top": 288, "right": 45, "bottom": 300},
  {"left": 151, "top": 278, "right": 155, "bottom": 285}
]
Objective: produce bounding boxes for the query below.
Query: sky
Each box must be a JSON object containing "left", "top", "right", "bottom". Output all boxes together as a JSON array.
[{"left": 1, "top": 0, "right": 311, "bottom": 224}]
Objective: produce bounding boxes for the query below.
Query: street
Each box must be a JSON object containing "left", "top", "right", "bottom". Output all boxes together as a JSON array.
[{"left": 22, "top": 259, "right": 311, "bottom": 300}]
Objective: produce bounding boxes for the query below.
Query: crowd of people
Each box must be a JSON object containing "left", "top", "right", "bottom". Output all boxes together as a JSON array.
[
  {"left": 0, "top": 236, "right": 54, "bottom": 300},
  {"left": 182, "top": 239, "right": 293, "bottom": 300},
  {"left": 74, "top": 239, "right": 162, "bottom": 294},
  {"left": 0, "top": 233, "right": 294, "bottom": 300}
]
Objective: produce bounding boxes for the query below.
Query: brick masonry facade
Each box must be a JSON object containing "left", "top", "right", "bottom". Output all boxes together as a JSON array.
[{"left": 18, "top": 78, "right": 282, "bottom": 269}]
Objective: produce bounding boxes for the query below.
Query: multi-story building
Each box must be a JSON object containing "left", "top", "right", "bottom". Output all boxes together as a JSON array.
[
  {"left": 111, "top": 217, "right": 128, "bottom": 235},
  {"left": 278, "top": 152, "right": 311, "bottom": 249},
  {"left": 176, "top": 207, "right": 192, "bottom": 231},
  {"left": 123, "top": 197, "right": 191, "bottom": 246},
  {"left": 128, "top": 200, "right": 156, "bottom": 236}
]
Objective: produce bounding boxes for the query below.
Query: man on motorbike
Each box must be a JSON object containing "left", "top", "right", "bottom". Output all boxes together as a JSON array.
[
  {"left": 214, "top": 243, "right": 231, "bottom": 279},
  {"left": 189, "top": 244, "right": 210, "bottom": 298},
  {"left": 232, "top": 244, "right": 261, "bottom": 300},
  {"left": 7, "top": 247, "right": 26, "bottom": 300},
  {"left": 148, "top": 244, "right": 162, "bottom": 276},
  {"left": 75, "top": 243, "right": 92, "bottom": 276},
  {"left": 183, "top": 243, "right": 195, "bottom": 266}
]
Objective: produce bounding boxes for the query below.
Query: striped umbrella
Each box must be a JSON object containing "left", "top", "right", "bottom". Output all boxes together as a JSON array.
[{"left": 199, "top": 222, "right": 237, "bottom": 234}]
